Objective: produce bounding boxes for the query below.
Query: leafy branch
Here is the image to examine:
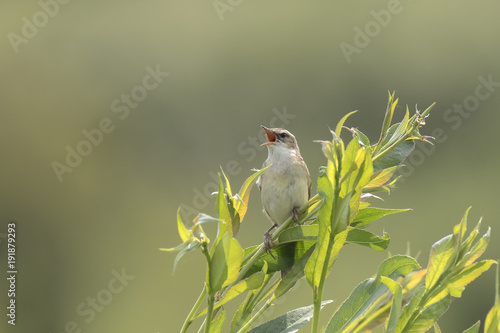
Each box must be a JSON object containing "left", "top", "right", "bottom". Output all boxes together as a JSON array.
[{"left": 162, "top": 92, "right": 497, "bottom": 333}]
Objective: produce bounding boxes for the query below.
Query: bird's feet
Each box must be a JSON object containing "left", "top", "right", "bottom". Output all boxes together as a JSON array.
[
  {"left": 263, "top": 223, "right": 278, "bottom": 258},
  {"left": 292, "top": 207, "right": 305, "bottom": 224}
]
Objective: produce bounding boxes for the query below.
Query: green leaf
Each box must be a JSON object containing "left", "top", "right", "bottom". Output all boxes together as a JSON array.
[
  {"left": 231, "top": 263, "right": 272, "bottom": 332},
  {"left": 380, "top": 276, "right": 403, "bottom": 332},
  {"left": 305, "top": 170, "right": 335, "bottom": 287},
  {"left": 447, "top": 260, "right": 495, "bottom": 296},
  {"left": 352, "top": 207, "right": 410, "bottom": 228},
  {"left": 405, "top": 295, "right": 451, "bottom": 333},
  {"left": 395, "top": 287, "right": 426, "bottom": 333},
  {"left": 231, "top": 293, "right": 253, "bottom": 333},
  {"left": 379, "top": 91, "right": 398, "bottom": 143},
  {"left": 326, "top": 255, "right": 420, "bottom": 333},
  {"left": 425, "top": 234, "right": 456, "bottom": 291},
  {"left": 220, "top": 168, "right": 232, "bottom": 197},
  {"left": 457, "top": 218, "right": 481, "bottom": 263},
  {"left": 376, "top": 123, "right": 399, "bottom": 152},
  {"left": 274, "top": 245, "right": 316, "bottom": 298},
  {"left": 434, "top": 323, "right": 442, "bottom": 333},
  {"left": 244, "top": 241, "right": 316, "bottom": 278},
  {"left": 340, "top": 138, "right": 361, "bottom": 181},
  {"left": 352, "top": 128, "right": 370, "bottom": 146},
  {"left": 235, "top": 165, "right": 271, "bottom": 221},
  {"left": 463, "top": 320, "right": 480, "bottom": 333},
  {"left": 227, "top": 198, "right": 241, "bottom": 238},
  {"left": 377, "top": 255, "right": 421, "bottom": 280},
  {"left": 305, "top": 226, "right": 348, "bottom": 288},
  {"left": 195, "top": 213, "right": 223, "bottom": 224},
  {"left": 365, "top": 166, "right": 398, "bottom": 189},
  {"left": 389, "top": 107, "right": 410, "bottom": 145},
  {"left": 248, "top": 301, "right": 333, "bottom": 333},
  {"left": 347, "top": 147, "right": 373, "bottom": 224},
  {"left": 209, "top": 233, "right": 243, "bottom": 293},
  {"left": 346, "top": 228, "right": 390, "bottom": 252},
  {"left": 209, "top": 309, "right": 225, "bottom": 333},
  {"left": 326, "top": 229, "right": 349, "bottom": 275},
  {"left": 279, "top": 226, "right": 390, "bottom": 252},
  {"left": 425, "top": 260, "right": 495, "bottom": 310},
  {"left": 373, "top": 139, "right": 415, "bottom": 170},
  {"left": 335, "top": 111, "right": 357, "bottom": 137},
  {"left": 317, "top": 140, "right": 335, "bottom": 162},
  {"left": 278, "top": 225, "right": 319, "bottom": 243},
  {"left": 216, "top": 174, "right": 232, "bottom": 239},
  {"left": 196, "top": 265, "right": 267, "bottom": 319},
  {"left": 459, "top": 227, "right": 491, "bottom": 267},
  {"left": 160, "top": 239, "right": 200, "bottom": 273}
]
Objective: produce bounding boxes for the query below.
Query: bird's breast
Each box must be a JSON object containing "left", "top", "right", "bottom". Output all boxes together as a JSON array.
[{"left": 260, "top": 164, "right": 309, "bottom": 225}]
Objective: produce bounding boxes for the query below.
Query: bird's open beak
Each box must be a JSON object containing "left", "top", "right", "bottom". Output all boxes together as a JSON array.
[{"left": 261, "top": 126, "right": 277, "bottom": 146}]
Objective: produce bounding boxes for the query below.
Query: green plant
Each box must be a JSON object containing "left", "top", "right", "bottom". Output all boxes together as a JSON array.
[{"left": 162, "top": 93, "right": 498, "bottom": 333}]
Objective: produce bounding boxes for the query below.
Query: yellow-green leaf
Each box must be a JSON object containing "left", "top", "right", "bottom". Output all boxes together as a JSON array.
[
  {"left": 235, "top": 165, "right": 271, "bottom": 221},
  {"left": 352, "top": 207, "right": 410, "bottom": 229},
  {"left": 485, "top": 304, "right": 500, "bottom": 333},
  {"left": 381, "top": 276, "right": 403, "bottom": 332},
  {"left": 177, "top": 208, "right": 191, "bottom": 242},
  {"left": 425, "top": 260, "right": 495, "bottom": 307},
  {"left": 460, "top": 227, "right": 491, "bottom": 267},
  {"left": 220, "top": 167, "right": 232, "bottom": 197},
  {"left": 346, "top": 228, "right": 390, "bottom": 252},
  {"left": 326, "top": 255, "right": 419, "bottom": 333},
  {"left": 485, "top": 261, "right": 500, "bottom": 333},
  {"left": 335, "top": 110, "right": 357, "bottom": 137},
  {"left": 406, "top": 295, "right": 451, "bottom": 333},
  {"left": 425, "top": 234, "right": 455, "bottom": 291},
  {"left": 379, "top": 91, "right": 397, "bottom": 142},
  {"left": 365, "top": 166, "right": 398, "bottom": 188},
  {"left": 453, "top": 207, "right": 471, "bottom": 242},
  {"left": 209, "top": 309, "right": 225, "bottom": 333},
  {"left": 196, "top": 265, "right": 266, "bottom": 319},
  {"left": 463, "top": 320, "right": 480, "bottom": 333}
]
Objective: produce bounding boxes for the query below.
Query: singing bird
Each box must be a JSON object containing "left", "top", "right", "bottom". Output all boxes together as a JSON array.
[{"left": 257, "top": 126, "right": 311, "bottom": 272}]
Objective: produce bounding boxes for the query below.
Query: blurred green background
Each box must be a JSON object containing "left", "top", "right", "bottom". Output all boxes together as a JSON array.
[{"left": 1, "top": 1, "right": 499, "bottom": 332}]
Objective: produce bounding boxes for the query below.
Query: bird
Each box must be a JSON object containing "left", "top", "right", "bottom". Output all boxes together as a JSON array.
[{"left": 257, "top": 126, "right": 311, "bottom": 275}]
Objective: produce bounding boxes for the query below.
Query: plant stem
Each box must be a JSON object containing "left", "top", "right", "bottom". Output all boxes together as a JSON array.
[
  {"left": 204, "top": 293, "right": 215, "bottom": 333},
  {"left": 199, "top": 243, "right": 215, "bottom": 333},
  {"left": 311, "top": 239, "right": 334, "bottom": 333},
  {"left": 180, "top": 284, "right": 207, "bottom": 333},
  {"left": 311, "top": 287, "right": 321, "bottom": 333},
  {"left": 312, "top": 154, "right": 343, "bottom": 333}
]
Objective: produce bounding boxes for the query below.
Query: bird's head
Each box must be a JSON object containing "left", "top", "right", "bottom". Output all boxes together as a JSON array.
[{"left": 260, "top": 126, "right": 299, "bottom": 151}]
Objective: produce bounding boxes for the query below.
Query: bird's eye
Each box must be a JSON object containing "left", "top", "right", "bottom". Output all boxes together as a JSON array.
[{"left": 279, "top": 133, "right": 288, "bottom": 139}]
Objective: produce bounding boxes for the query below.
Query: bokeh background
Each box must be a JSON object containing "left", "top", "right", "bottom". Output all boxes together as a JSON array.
[{"left": 1, "top": 1, "right": 499, "bottom": 332}]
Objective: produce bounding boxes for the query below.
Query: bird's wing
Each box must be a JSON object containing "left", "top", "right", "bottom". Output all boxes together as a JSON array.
[
  {"left": 308, "top": 177, "right": 312, "bottom": 199},
  {"left": 300, "top": 156, "right": 312, "bottom": 199}
]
